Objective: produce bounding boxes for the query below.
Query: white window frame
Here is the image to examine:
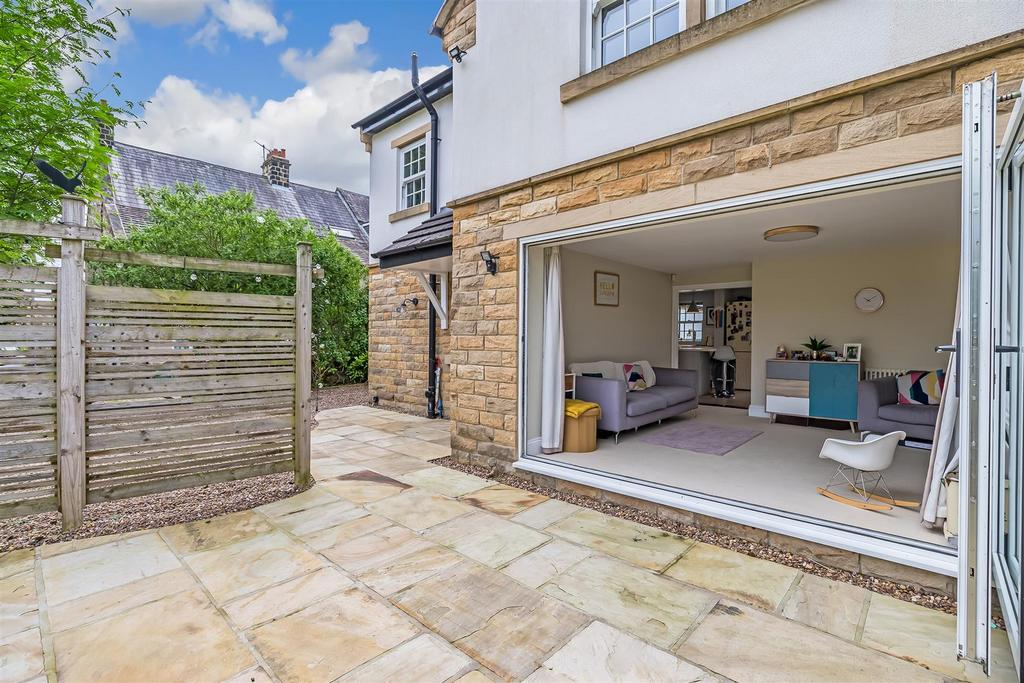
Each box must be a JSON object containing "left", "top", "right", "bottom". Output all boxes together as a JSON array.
[
  {"left": 330, "top": 226, "right": 355, "bottom": 239},
  {"left": 398, "top": 137, "right": 429, "bottom": 211},
  {"left": 705, "top": 0, "right": 752, "bottom": 20},
  {"left": 678, "top": 303, "right": 704, "bottom": 343},
  {"left": 586, "top": 0, "right": 684, "bottom": 72}
]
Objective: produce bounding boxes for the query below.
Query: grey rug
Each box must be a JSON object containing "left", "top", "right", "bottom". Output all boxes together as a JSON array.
[{"left": 638, "top": 422, "right": 763, "bottom": 455}]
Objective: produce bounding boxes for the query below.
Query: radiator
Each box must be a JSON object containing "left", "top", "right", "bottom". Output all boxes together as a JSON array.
[{"left": 864, "top": 367, "right": 907, "bottom": 380}]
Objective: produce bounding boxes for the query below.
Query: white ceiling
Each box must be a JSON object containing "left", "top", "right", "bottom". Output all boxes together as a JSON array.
[{"left": 563, "top": 176, "right": 960, "bottom": 274}]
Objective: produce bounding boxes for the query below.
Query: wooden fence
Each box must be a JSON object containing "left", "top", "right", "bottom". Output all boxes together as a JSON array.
[{"left": 0, "top": 196, "right": 313, "bottom": 529}]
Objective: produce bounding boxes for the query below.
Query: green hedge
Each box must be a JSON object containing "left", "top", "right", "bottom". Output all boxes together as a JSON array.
[{"left": 90, "top": 184, "right": 368, "bottom": 385}]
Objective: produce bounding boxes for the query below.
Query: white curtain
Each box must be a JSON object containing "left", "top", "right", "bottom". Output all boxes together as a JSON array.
[
  {"left": 541, "top": 246, "right": 565, "bottom": 454},
  {"left": 921, "top": 283, "right": 960, "bottom": 528}
]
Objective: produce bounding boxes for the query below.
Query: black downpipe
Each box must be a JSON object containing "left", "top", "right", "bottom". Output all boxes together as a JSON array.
[{"left": 411, "top": 53, "right": 440, "bottom": 419}]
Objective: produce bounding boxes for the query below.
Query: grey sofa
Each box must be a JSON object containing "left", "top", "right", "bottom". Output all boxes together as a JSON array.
[
  {"left": 573, "top": 366, "right": 699, "bottom": 442},
  {"left": 858, "top": 376, "right": 939, "bottom": 441}
]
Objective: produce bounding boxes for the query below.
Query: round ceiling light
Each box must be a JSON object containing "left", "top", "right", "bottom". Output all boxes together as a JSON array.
[{"left": 763, "top": 225, "right": 820, "bottom": 242}]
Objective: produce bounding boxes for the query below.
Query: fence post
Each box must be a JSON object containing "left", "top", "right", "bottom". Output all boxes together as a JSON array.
[
  {"left": 294, "top": 242, "right": 312, "bottom": 487},
  {"left": 57, "top": 195, "right": 87, "bottom": 530}
]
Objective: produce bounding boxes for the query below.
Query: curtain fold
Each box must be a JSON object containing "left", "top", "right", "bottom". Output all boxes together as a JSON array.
[
  {"left": 921, "top": 282, "right": 960, "bottom": 528},
  {"left": 541, "top": 246, "right": 565, "bottom": 454}
]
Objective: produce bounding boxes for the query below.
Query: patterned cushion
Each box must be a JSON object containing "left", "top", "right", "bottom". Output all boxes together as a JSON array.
[
  {"left": 623, "top": 362, "right": 649, "bottom": 391},
  {"left": 896, "top": 370, "right": 945, "bottom": 405}
]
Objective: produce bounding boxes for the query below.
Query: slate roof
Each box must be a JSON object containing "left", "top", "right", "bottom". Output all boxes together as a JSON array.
[
  {"left": 104, "top": 142, "right": 370, "bottom": 263},
  {"left": 373, "top": 208, "right": 453, "bottom": 259}
]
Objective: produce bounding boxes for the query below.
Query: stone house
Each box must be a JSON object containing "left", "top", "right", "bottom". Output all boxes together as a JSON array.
[
  {"left": 354, "top": 0, "right": 1024, "bottom": 671},
  {"left": 102, "top": 136, "right": 370, "bottom": 263}
]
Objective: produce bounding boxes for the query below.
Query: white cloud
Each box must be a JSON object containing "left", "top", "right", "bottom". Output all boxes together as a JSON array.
[
  {"left": 104, "top": 0, "right": 286, "bottom": 49},
  {"left": 209, "top": 0, "right": 287, "bottom": 45},
  {"left": 280, "top": 21, "right": 371, "bottom": 81},
  {"left": 120, "top": 23, "right": 445, "bottom": 194}
]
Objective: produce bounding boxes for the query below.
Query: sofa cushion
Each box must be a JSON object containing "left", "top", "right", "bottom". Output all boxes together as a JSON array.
[
  {"left": 625, "top": 391, "right": 668, "bottom": 417},
  {"left": 646, "top": 385, "right": 696, "bottom": 406},
  {"left": 878, "top": 403, "right": 940, "bottom": 427},
  {"left": 623, "top": 362, "right": 650, "bottom": 391},
  {"left": 896, "top": 370, "right": 945, "bottom": 405}
]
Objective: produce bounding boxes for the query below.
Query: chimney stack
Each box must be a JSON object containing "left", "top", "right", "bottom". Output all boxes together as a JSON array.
[{"left": 262, "top": 148, "right": 290, "bottom": 187}]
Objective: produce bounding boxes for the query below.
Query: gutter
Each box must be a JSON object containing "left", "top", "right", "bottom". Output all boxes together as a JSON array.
[{"left": 410, "top": 52, "right": 441, "bottom": 420}]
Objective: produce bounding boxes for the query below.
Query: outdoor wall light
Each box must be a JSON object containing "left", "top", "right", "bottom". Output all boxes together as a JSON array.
[
  {"left": 448, "top": 44, "right": 467, "bottom": 63},
  {"left": 480, "top": 250, "right": 498, "bottom": 275},
  {"left": 395, "top": 297, "right": 419, "bottom": 313}
]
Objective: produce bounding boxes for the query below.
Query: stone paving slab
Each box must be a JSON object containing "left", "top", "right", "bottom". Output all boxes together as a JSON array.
[
  {"left": 548, "top": 508, "right": 693, "bottom": 571},
  {"left": 5, "top": 406, "right": 1015, "bottom": 683},
  {"left": 53, "top": 588, "right": 256, "bottom": 682},
  {"left": 525, "top": 621, "right": 715, "bottom": 683},
  {"left": 678, "top": 601, "right": 946, "bottom": 682},
  {"left": 664, "top": 541, "right": 800, "bottom": 611},
  {"left": 543, "top": 555, "right": 716, "bottom": 648}
]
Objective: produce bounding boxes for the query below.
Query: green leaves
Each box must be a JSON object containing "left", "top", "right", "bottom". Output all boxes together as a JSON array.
[
  {"left": 91, "top": 185, "right": 369, "bottom": 385},
  {"left": 801, "top": 337, "right": 832, "bottom": 352},
  {"left": 0, "top": 0, "right": 139, "bottom": 260}
]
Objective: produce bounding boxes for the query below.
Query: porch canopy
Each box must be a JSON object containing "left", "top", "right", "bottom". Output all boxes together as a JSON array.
[{"left": 372, "top": 207, "right": 453, "bottom": 327}]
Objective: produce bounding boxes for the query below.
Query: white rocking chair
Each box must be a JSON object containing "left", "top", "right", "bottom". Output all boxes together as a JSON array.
[{"left": 816, "top": 431, "right": 919, "bottom": 511}]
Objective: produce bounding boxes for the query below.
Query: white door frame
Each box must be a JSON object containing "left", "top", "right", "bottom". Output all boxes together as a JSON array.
[
  {"left": 957, "top": 75, "right": 996, "bottom": 670},
  {"left": 516, "top": 154, "right": 962, "bottom": 575}
]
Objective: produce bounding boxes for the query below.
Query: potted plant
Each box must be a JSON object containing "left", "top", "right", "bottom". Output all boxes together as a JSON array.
[{"left": 801, "top": 336, "right": 832, "bottom": 360}]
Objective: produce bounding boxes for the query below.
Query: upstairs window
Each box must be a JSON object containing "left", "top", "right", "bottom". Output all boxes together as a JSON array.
[
  {"left": 679, "top": 303, "right": 704, "bottom": 344},
  {"left": 399, "top": 139, "right": 428, "bottom": 210},
  {"left": 597, "top": 0, "right": 681, "bottom": 67},
  {"left": 705, "top": 0, "right": 752, "bottom": 19}
]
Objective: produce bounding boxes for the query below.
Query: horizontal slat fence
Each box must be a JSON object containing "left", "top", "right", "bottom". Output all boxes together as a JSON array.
[
  {"left": 0, "top": 265, "right": 60, "bottom": 517},
  {"left": 0, "top": 198, "right": 312, "bottom": 529},
  {"left": 83, "top": 286, "right": 297, "bottom": 502}
]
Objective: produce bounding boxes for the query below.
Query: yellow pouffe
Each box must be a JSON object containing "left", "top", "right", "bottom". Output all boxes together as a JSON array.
[{"left": 563, "top": 399, "right": 602, "bottom": 453}]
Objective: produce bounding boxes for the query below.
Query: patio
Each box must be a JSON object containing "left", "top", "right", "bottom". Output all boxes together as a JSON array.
[{"left": 1, "top": 405, "right": 1016, "bottom": 682}]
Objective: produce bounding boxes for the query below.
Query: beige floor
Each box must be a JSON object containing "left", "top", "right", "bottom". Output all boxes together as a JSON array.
[
  {"left": 548, "top": 405, "right": 945, "bottom": 545},
  {"left": 1, "top": 406, "right": 1013, "bottom": 683}
]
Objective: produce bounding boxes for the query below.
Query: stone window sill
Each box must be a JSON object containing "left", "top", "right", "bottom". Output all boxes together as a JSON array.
[
  {"left": 561, "top": 0, "right": 812, "bottom": 104},
  {"left": 389, "top": 203, "right": 430, "bottom": 223}
]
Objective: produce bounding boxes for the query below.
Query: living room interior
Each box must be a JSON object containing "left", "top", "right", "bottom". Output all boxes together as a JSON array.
[{"left": 522, "top": 174, "right": 961, "bottom": 548}]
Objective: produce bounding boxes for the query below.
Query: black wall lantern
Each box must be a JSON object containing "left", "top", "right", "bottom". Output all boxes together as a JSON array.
[
  {"left": 395, "top": 296, "right": 419, "bottom": 313},
  {"left": 448, "top": 44, "right": 467, "bottom": 63},
  {"left": 480, "top": 250, "right": 498, "bottom": 275}
]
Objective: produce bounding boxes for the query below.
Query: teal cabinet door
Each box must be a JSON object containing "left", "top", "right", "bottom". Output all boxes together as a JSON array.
[{"left": 809, "top": 363, "right": 859, "bottom": 420}]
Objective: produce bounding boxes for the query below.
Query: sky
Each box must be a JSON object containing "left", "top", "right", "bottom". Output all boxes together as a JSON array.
[{"left": 90, "top": 0, "right": 449, "bottom": 194}]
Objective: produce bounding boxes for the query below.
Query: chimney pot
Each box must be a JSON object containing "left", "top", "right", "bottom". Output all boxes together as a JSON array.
[{"left": 262, "top": 147, "right": 291, "bottom": 187}]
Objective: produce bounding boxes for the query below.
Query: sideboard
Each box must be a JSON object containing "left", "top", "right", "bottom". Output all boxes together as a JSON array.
[{"left": 765, "top": 359, "right": 860, "bottom": 431}]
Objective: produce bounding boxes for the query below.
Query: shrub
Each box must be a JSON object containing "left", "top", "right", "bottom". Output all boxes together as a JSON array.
[{"left": 90, "top": 184, "right": 368, "bottom": 385}]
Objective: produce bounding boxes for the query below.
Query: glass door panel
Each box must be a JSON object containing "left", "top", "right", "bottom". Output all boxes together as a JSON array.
[{"left": 994, "top": 79, "right": 1024, "bottom": 674}]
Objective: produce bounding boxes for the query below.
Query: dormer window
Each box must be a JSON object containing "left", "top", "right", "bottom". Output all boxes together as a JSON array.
[
  {"left": 596, "top": 0, "right": 680, "bottom": 67},
  {"left": 399, "top": 138, "right": 428, "bottom": 210}
]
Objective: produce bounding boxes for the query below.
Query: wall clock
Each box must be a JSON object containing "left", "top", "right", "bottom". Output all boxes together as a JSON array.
[{"left": 855, "top": 287, "right": 884, "bottom": 313}]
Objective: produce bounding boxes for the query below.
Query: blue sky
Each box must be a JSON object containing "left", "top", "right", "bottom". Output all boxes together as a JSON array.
[{"left": 94, "top": 0, "right": 450, "bottom": 193}]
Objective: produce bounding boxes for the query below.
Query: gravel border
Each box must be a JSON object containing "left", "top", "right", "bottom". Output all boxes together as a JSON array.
[
  {"left": 0, "top": 473, "right": 310, "bottom": 552},
  {"left": 314, "top": 383, "right": 368, "bottom": 412},
  {"left": 435, "top": 455, "right": 961, "bottom": 617}
]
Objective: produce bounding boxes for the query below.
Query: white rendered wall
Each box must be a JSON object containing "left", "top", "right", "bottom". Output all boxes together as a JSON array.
[
  {"left": 367, "top": 95, "right": 454, "bottom": 258},
  {"left": 452, "top": 0, "right": 1024, "bottom": 200}
]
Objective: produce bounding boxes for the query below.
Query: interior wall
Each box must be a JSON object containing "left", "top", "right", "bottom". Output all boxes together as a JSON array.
[
  {"left": 750, "top": 241, "right": 959, "bottom": 408},
  {"left": 672, "top": 264, "right": 752, "bottom": 287},
  {"left": 562, "top": 247, "right": 672, "bottom": 367}
]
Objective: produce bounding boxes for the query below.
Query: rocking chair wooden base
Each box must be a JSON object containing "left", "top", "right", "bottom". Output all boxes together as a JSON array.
[
  {"left": 816, "top": 486, "right": 893, "bottom": 511},
  {"left": 847, "top": 486, "right": 920, "bottom": 509}
]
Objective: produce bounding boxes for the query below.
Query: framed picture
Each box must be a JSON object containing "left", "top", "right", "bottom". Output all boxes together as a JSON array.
[
  {"left": 594, "top": 271, "right": 619, "bottom": 306},
  {"left": 842, "top": 343, "right": 862, "bottom": 362}
]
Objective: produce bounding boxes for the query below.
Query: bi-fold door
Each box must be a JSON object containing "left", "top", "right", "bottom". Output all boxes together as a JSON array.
[{"left": 959, "top": 74, "right": 1023, "bottom": 675}]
